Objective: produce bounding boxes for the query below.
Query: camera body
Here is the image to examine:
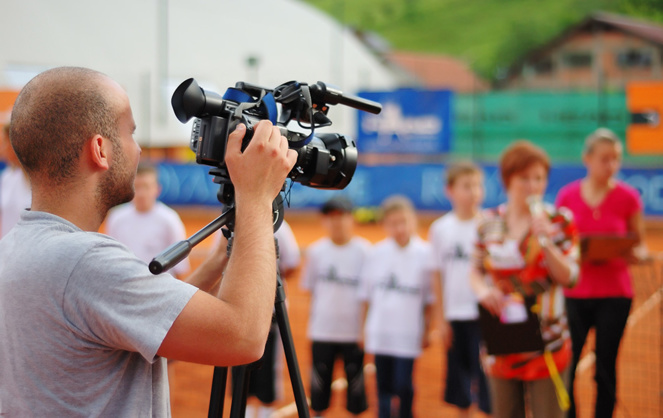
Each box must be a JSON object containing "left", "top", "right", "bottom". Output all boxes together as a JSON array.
[{"left": 171, "top": 78, "right": 382, "bottom": 193}]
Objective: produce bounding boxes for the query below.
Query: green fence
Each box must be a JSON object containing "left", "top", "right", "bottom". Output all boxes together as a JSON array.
[{"left": 453, "top": 91, "right": 657, "bottom": 166}]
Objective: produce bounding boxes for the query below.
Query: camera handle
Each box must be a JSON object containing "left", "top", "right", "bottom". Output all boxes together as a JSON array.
[
  {"left": 149, "top": 191, "right": 284, "bottom": 275},
  {"left": 149, "top": 207, "right": 235, "bottom": 274}
]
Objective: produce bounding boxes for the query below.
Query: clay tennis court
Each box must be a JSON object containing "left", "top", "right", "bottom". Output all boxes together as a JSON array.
[{"left": 167, "top": 208, "right": 663, "bottom": 417}]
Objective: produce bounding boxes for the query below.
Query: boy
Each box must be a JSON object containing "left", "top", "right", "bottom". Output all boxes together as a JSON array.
[
  {"left": 105, "top": 162, "right": 190, "bottom": 278},
  {"left": 300, "top": 196, "right": 370, "bottom": 417},
  {"left": 0, "top": 123, "right": 31, "bottom": 238},
  {"left": 360, "top": 195, "right": 435, "bottom": 418},
  {"left": 429, "top": 161, "right": 490, "bottom": 417},
  {"left": 222, "top": 219, "right": 301, "bottom": 418}
]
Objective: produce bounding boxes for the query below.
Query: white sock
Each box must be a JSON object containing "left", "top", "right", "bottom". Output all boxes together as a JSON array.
[
  {"left": 258, "top": 405, "right": 274, "bottom": 418},
  {"left": 245, "top": 404, "right": 257, "bottom": 418}
]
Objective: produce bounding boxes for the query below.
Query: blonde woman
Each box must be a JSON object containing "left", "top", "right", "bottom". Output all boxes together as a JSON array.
[{"left": 556, "top": 128, "right": 648, "bottom": 418}]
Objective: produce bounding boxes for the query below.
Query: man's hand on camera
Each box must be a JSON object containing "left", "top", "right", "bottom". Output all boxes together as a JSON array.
[{"left": 225, "top": 121, "right": 297, "bottom": 207}]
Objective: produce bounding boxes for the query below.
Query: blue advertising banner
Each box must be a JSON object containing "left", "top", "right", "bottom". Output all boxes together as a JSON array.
[
  {"left": 155, "top": 163, "right": 663, "bottom": 216},
  {"left": 356, "top": 89, "right": 453, "bottom": 154}
]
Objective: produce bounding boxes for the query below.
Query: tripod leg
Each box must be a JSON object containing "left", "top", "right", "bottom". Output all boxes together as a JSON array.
[
  {"left": 230, "top": 365, "right": 251, "bottom": 418},
  {"left": 274, "top": 279, "right": 311, "bottom": 418},
  {"left": 208, "top": 366, "right": 228, "bottom": 418}
]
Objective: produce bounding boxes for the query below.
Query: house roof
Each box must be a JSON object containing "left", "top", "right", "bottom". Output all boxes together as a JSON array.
[
  {"left": 501, "top": 11, "right": 663, "bottom": 84},
  {"left": 387, "top": 51, "right": 489, "bottom": 92},
  {"left": 589, "top": 11, "right": 663, "bottom": 45}
]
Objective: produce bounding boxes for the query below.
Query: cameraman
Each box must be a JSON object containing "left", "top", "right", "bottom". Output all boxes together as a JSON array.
[{"left": 0, "top": 66, "right": 297, "bottom": 416}]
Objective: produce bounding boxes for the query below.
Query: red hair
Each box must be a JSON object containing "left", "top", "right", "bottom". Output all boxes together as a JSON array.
[{"left": 499, "top": 140, "right": 550, "bottom": 188}]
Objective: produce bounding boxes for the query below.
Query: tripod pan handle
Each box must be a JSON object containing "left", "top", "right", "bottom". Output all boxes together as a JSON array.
[{"left": 149, "top": 241, "right": 193, "bottom": 275}]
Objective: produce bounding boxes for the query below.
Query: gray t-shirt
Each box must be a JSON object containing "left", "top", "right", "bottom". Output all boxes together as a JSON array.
[{"left": 0, "top": 211, "right": 198, "bottom": 417}]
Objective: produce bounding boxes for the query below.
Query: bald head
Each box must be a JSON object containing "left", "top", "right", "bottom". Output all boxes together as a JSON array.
[{"left": 10, "top": 67, "right": 121, "bottom": 185}]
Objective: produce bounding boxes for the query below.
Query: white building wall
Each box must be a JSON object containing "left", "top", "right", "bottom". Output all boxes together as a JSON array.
[{"left": 0, "top": 0, "right": 399, "bottom": 146}]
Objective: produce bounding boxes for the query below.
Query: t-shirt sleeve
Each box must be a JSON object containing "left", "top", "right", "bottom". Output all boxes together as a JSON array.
[
  {"left": 62, "top": 240, "right": 198, "bottom": 362},
  {"left": 299, "top": 247, "right": 316, "bottom": 291},
  {"left": 422, "top": 242, "right": 436, "bottom": 273},
  {"left": 428, "top": 222, "right": 446, "bottom": 272},
  {"left": 422, "top": 245, "right": 436, "bottom": 305},
  {"left": 275, "top": 222, "right": 301, "bottom": 273},
  {"left": 357, "top": 249, "right": 374, "bottom": 302}
]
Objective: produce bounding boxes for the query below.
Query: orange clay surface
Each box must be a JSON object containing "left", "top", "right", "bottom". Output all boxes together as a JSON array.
[{"left": 164, "top": 208, "right": 663, "bottom": 418}]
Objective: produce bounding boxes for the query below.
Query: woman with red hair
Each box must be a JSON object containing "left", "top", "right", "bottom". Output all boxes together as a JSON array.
[{"left": 470, "top": 140, "right": 580, "bottom": 418}]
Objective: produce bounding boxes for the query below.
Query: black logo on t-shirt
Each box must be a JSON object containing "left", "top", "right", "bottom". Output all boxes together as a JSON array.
[
  {"left": 320, "top": 266, "right": 359, "bottom": 287},
  {"left": 446, "top": 244, "right": 469, "bottom": 262},
  {"left": 377, "top": 274, "right": 421, "bottom": 295}
]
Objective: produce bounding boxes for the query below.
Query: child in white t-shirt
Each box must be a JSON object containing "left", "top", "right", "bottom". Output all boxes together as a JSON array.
[
  {"left": 105, "top": 162, "right": 190, "bottom": 278},
  {"left": 300, "top": 196, "right": 370, "bottom": 417},
  {"left": 0, "top": 123, "right": 31, "bottom": 238},
  {"left": 274, "top": 220, "right": 301, "bottom": 278},
  {"left": 216, "top": 218, "right": 300, "bottom": 418},
  {"left": 360, "top": 195, "right": 435, "bottom": 418},
  {"left": 429, "top": 161, "right": 490, "bottom": 417}
]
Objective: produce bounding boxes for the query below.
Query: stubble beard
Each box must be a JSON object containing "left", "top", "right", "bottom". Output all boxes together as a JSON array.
[{"left": 96, "top": 141, "right": 135, "bottom": 216}]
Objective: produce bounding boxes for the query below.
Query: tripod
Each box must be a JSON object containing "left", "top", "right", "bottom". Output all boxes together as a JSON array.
[{"left": 150, "top": 206, "right": 310, "bottom": 418}]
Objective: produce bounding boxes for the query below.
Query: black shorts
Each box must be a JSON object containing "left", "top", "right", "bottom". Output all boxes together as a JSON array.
[
  {"left": 310, "top": 341, "right": 367, "bottom": 414},
  {"left": 232, "top": 323, "right": 282, "bottom": 404}
]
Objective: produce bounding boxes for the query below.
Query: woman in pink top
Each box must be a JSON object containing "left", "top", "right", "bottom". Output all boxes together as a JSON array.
[{"left": 555, "top": 128, "right": 648, "bottom": 418}]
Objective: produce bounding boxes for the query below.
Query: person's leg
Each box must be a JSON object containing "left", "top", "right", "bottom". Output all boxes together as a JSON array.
[
  {"left": 341, "top": 342, "right": 368, "bottom": 415},
  {"left": 392, "top": 357, "right": 415, "bottom": 418},
  {"left": 310, "top": 341, "right": 338, "bottom": 415},
  {"left": 476, "top": 368, "right": 491, "bottom": 417},
  {"left": 526, "top": 366, "right": 570, "bottom": 418},
  {"left": 565, "top": 297, "right": 596, "bottom": 418},
  {"left": 374, "top": 354, "right": 394, "bottom": 418},
  {"left": 250, "top": 324, "right": 280, "bottom": 405},
  {"left": 444, "top": 321, "right": 473, "bottom": 414},
  {"left": 593, "top": 297, "right": 632, "bottom": 418},
  {"left": 488, "top": 376, "right": 526, "bottom": 418},
  {"left": 239, "top": 324, "right": 279, "bottom": 418},
  {"left": 466, "top": 320, "right": 491, "bottom": 415}
]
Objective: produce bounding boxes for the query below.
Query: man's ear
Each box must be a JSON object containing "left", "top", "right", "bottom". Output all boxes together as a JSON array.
[{"left": 88, "top": 134, "right": 110, "bottom": 171}]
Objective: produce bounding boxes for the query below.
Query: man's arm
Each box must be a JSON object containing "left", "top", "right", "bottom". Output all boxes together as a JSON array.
[
  {"left": 157, "top": 121, "right": 297, "bottom": 366},
  {"left": 184, "top": 242, "right": 228, "bottom": 293}
]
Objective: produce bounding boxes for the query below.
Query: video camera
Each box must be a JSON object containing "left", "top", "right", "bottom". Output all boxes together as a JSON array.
[
  {"left": 154, "top": 80, "right": 381, "bottom": 418},
  {"left": 171, "top": 78, "right": 382, "bottom": 208}
]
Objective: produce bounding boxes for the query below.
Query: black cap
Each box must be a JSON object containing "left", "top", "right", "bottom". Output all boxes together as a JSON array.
[{"left": 320, "top": 196, "right": 353, "bottom": 215}]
